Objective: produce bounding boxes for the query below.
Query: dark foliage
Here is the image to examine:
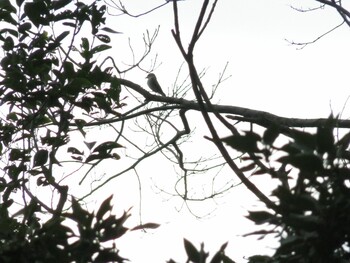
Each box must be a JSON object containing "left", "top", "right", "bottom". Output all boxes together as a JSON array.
[{"left": 223, "top": 116, "right": 350, "bottom": 263}]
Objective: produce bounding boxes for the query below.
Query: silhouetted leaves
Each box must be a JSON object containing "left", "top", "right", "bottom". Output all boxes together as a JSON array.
[
  {"left": 171, "top": 240, "right": 235, "bottom": 263},
  {"left": 277, "top": 153, "right": 323, "bottom": 172},
  {"left": 24, "top": 1, "right": 50, "bottom": 27},
  {"left": 243, "top": 116, "right": 350, "bottom": 262},
  {"left": 221, "top": 131, "right": 261, "bottom": 153},
  {"left": 0, "top": 0, "right": 133, "bottom": 261}
]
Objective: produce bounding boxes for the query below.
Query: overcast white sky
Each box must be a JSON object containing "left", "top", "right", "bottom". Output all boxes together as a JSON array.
[{"left": 76, "top": 1, "right": 350, "bottom": 262}]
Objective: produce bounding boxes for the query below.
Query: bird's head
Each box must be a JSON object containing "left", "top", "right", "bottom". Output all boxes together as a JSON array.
[{"left": 146, "top": 73, "right": 156, "bottom": 79}]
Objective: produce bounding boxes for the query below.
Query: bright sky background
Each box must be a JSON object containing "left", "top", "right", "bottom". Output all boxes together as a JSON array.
[{"left": 66, "top": 0, "right": 350, "bottom": 262}]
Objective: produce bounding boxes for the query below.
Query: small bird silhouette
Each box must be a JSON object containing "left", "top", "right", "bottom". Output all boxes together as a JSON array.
[{"left": 146, "top": 73, "right": 166, "bottom": 96}]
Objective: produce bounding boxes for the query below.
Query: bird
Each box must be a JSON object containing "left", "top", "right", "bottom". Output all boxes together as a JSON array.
[{"left": 146, "top": 73, "right": 166, "bottom": 96}]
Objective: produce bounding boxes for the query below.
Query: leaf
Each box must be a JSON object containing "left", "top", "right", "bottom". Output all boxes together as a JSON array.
[
  {"left": 66, "top": 78, "right": 92, "bottom": 95},
  {"left": 71, "top": 198, "right": 92, "bottom": 226},
  {"left": 184, "top": 239, "right": 200, "bottom": 263},
  {"left": 85, "top": 152, "right": 111, "bottom": 163},
  {"left": 246, "top": 211, "right": 275, "bottom": 225},
  {"left": 289, "top": 129, "right": 316, "bottom": 152},
  {"left": 210, "top": 242, "right": 230, "bottom": 263},
  {"left": 18, "top": 22, "right": 32, "bottom": 34},
  {"left": 97, "top": 211, "right": 131, "bottom": 241},
  {"left": 222, "top": 255, "right": 236, "bottom": 263},
  {"left": 63, "top": 61, "right": 75, "bottom": 79},
  {"left": 3, "top": 36, "right": 14, "bottom": 51},
  {"left": 277, "top": 154, "right": 323, "bottom": 172},
  {"left": 37, "top": 176, "right": 47, "bottom": 186},
  {"left": 0, "top": 2, "right": 17, "bottom": 26},
  {"left": 96, "top": 34, "right": 110, "bottom": 43},
  {"left": 108, "top": 77, "right": 121, "bottom": 103},
  {"left": 0, "top": 28, "right": 18, "bottom": 39},
  {"left": 71, "top": 156, "right": 83, "bottom": 161},
  {"left": 55, "top": 30, "right": 70, "bottom": 43},
  {"left": 131, "top": 223, "right": 160, "bottom": 231},
  {"left": 337, "top": 131, "right": 350, "bottom": 149},
  {"left": 96, "top": 195, "right": 113, "bottom": 221},
  {"left": 92, "top": 92, "right": 113, "bottom": 112},
  {"left": 221, "top": 132, "right": 260, "bottom": 153},
  {"left": 279, "top": 143, "right": 301, "bottom": 155},
  {"left": 251, "top": 168, "right": 267, "bottom": 176},
  {"left": 28, "top": 169, "right": 43, "bottom": 176},
  {"left": 240, "top": 162, "right": 256, "bottom": 172},
  {"left": 112, "top": 153, "right": 121, "bottom": 160},
  {"left": 81, "top": 37, "right": 89, "bottom": 51},
  {"left": 0, "top": 0, "right": 16, "bottom": 13},
  {"left": 247, "top": 255, "right": 273, "bottom": 262},
  {"left": 62, "top": 21, "right": 76, "bottom": 27},
  {"left": 33, "top": 149, "right": 48, "bottom": 167},
  {"left": 317, "top": 130, "right": 334, "bottom": 156},
  {"left": 242, "top": 229, "right": 276, "bottom": 237},
  {"left": 51, "top": 0, "right": 71, "bottom": 10},
  {"left": 9, "top": 149, "right": 22, "bottom": 161},
  {"left": 24, "top": 1, "right": 49, "bottom": 27},
  {"left": 67, "top": 147, "right": 84, "bottom": 155},
  {"left": 285, "top": 213, "right": 323, "bottom": 231},
  {"left": 93, "top": 141, "right": 123, "bottom": 153},
  {"left": 94, "top": 250, "right": 128, "bottom": 263},
  {"left": 100, "top": 27, "right": 122, "bottom": 34},
  {"left": 263, "top": 125, "right": 280, "bottom": 145},
  {"left": 91, "top": 44, "right": 111, "bottom": 54}
]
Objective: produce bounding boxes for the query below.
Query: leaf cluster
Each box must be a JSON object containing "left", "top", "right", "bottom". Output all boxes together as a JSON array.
[
  {"left": 0, "top": 195, "right": 133, "bottom": 263},
  {"left": 0, "top": 0, "right": 139, "bottom": 261},
  {"left": 222, "top": 116, "right": 350, "bottom": 262}
]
